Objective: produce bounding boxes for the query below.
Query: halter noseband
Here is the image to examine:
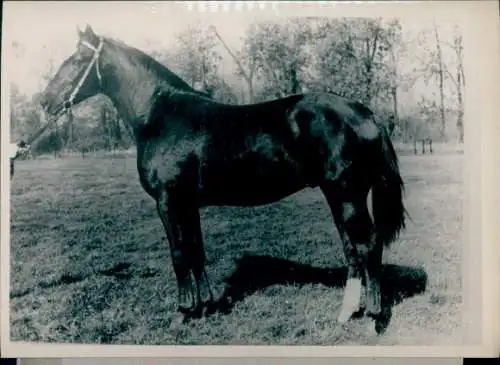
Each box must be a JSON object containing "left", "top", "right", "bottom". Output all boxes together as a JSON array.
[{"left": 63, "top": 37, "right": 104, "bottom": 111}]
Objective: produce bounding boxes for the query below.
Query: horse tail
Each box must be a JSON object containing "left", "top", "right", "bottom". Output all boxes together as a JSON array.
[{"left": 371, "top": 126, "right": 407, "bottom": 247}]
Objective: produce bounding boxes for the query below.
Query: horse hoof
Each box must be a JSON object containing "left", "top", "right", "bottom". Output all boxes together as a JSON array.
[
  {"left": 180, "top": 305, "right": 203, "bottom": 324},
  {"left": 351, "top": 307, "right": 366, "bottom": 319},
  {"left": 218, "top": 299, "right": 233, "bottom": 314},
  {"left": 370, "top": 307, "right": 392, "bottom": 335},
  {"left": 192, "top": 305, "right": 204, "bottom": 319},
  {"left": 374, "top": 318, "right": 389, "bottom": 335},
  {"left": 204, "top": 300, "right": 218, "bottom": 317},
  {"left": 178, "top": 305, "right": 192, "bottom": 315}
]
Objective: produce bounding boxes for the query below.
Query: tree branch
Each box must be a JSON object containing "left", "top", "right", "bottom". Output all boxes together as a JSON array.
[
  {"left": 443, "top": 68, "right": 459, "bottom": 88},
  {"left": 257, "top": 49, "right": 285, "bottom": 97},
  {"left": 209, "top": 26, "right": 251, "bottom": 83}
]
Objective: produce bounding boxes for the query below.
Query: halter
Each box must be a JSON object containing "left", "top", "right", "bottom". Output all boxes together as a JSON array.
[
  {"left": 63, "top": 37, "right": 104, "bottom": 110},
  {"left": 10, "top": 37, "right": 105, "bottom": 170}
]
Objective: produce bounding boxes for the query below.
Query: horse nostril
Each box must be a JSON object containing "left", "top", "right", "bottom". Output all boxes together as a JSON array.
[{"left": 63, "top": 100, "right": 72, "bottom": 109}]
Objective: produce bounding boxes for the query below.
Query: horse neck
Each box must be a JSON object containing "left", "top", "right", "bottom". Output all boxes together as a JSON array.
[{"left": 99, "top": 44, "right": 195, "bottom": 141}]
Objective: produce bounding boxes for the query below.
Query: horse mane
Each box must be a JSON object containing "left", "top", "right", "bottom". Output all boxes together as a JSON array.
[
  {"left": 105, "top": 36, "right": 210, "bottom": 98},
  {"left": 145, "top": 87, "right": 210, "bottom": 120}
]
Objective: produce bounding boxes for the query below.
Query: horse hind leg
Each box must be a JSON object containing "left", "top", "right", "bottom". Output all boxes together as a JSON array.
[
  {"left": 365, "top": 235, "right": 391, "bottom": 334},
  {"left": 321, "top": 184, "right": 381, "bottom": 326}
]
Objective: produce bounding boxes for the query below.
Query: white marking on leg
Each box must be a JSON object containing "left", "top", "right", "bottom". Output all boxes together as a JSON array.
[{"left": 337, "top": 278, "right": 362, "bottom": 323}]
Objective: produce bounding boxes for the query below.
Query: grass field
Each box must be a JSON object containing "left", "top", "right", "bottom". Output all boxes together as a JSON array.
[{"left": 9, "top": 152, "right": 464, "bottom": 346}]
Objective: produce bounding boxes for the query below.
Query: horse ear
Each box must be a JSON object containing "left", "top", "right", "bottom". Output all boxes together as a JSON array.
[
  {"left": 82, "top": 24, "right": 99, "bottom": 43},
  {"left": 77, "top": 25, "right": 84, "bottom": 37},
  {"left": 84, "top": 24, "right": 96, "bottom": 37}
]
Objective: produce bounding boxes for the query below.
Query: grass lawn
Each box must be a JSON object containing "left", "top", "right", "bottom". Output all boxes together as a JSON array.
[{"left": 9, "top": 153, "right": 464, "bottom": 345}]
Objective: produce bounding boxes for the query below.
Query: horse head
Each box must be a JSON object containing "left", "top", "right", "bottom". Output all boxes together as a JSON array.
[{"left": 40, "top": 24, "right": 104, "bottom": 117}]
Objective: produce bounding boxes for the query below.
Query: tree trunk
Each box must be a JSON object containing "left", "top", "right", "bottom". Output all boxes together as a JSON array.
[
  {"left": 211, "top": 26, "right": 255, "bottom": 102},
  {"left": 101, "top": 107, "right": 112, "bottom": 151},
  {"left": 455, "top": 32, "right": 465, "bottom": 144},
  {"left": 456, "top": 67, "right": 464, "bottom": 144},
  {"left": 391, "top": 86, "right": 399, "bottom": 137},
  {"left": 201, "top": 54, "right": 208, "bottom": 91},
  {"left": 388, "top": 43, "right": 401, "bottom": 140},
  {"left": 248, "top": 78, "right": 254, "bottom": 103},
  {"left": 114, "top": 117, "right": 122, "bottom": 146},
  {"left": 434, "top": 24, "right": 447, "bottom": 142},
  {"left": 363, "top": 27, "right": 379, "bottom": 106},
  {"left": 290, "top": 64, "right": 299, "bottom": 94},
  {"left": 66, "top": 111, "right": 73, "bottom": 152}
]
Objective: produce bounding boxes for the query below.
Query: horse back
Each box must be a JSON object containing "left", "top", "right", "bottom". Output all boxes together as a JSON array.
[{"left": 137, "top": 90, "right": 382, "bottom": 204}]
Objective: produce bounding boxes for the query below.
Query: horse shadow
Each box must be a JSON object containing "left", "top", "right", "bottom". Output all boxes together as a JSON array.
[{"left": 213, "top": 254, "right": 427, "bottom": 328}]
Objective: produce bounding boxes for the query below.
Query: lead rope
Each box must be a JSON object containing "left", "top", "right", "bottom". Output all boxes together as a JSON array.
[{"left": 10, "top": 38, "right": 104, "bottom": 178}]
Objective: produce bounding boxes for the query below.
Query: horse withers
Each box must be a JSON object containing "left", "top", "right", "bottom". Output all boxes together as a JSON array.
[{"left": 39, "top": 25, "right": 407, "bottom": 334}]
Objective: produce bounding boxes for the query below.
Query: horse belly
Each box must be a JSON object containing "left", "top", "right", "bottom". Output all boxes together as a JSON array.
[{"left": 199, "top": 156, "right": 306, "bottom": 207}]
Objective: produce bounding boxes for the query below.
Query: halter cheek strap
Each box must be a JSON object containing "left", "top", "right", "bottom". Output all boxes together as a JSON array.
[{"left": 64, "top": 37, "right": 104, "bottom": 109}]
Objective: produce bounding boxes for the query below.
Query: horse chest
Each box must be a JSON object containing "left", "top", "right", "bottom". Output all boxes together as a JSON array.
[{"left": 137, "top": 137, "right": 204, "bottom": 196}]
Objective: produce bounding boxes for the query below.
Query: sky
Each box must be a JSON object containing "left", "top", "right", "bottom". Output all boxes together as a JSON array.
[
  {"left": 4, "top": 2, "right": 283, "bottom": 96},
  {"left": 3, "top": 1, "right": 472, "bottom": 106}
]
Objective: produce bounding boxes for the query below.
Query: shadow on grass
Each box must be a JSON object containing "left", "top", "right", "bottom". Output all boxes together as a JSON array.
[
  {"left": 10, "top": 262, "right": 157, "bottom": 299},
  {"left": 216, "top": 254, "right": 428, "bottom": 329},
  {"left": 10, "top": 253, "right": 427, "bottom": 336}
]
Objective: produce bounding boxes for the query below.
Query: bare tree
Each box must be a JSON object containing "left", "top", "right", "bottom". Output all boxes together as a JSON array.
[
  {"left": 210, "top": 25, "right": 257, "bottom": 102},
  {"left": 432, "top": 21, "right": 447, "bottom": 142},
  {"left": 448, "top": 26, "right": 465, "bottom": 144}
]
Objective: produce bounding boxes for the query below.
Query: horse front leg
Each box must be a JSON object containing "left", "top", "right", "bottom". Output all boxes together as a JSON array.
[
  {"left": 155, "top": 191, "right": 195, "bottom": 316},
  {"left": 182, "top": 207, "right": 215, "bottom": 317}
]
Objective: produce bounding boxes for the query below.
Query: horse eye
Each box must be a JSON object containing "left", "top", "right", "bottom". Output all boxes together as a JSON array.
[{"left": 74, "top": 50, "right": 84, "bottom": 62}]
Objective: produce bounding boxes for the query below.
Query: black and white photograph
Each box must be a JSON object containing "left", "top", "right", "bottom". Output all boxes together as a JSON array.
[{"left": 1, "top": 0, "right": 498, "bottom": 358}]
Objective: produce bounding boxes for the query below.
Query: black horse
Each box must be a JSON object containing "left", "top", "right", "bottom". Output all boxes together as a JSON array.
[{"left": 40, "top": 25, "right": 406, "bottom": 334}]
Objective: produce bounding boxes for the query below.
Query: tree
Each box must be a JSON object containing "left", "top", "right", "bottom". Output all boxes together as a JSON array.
[
  {"left": 169, "top": 24, "right": 222, "bottom": 91},
  {"left": 384, "top": 20, "right": 406, "bottom": 139},
  {"left": 412, "top": 22, "right": 460, "bottom": 142},
  {"left": 211, "top": 25, "right": 257, "bottom": 103},
  {"left": 238, "top": 19, "right": 313, "bottom": 101},
  {"left": 9, "top": 85, "right": 47, "bottom": 145},
  {"left": 432, "top": 21, "right": 447, "bottom": 142},
  {"left": 310, "top": 17, "right": 404, "bottom": 125},
  {"left": 447, "top": 26, "right": 466, "bottom": 144}
]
